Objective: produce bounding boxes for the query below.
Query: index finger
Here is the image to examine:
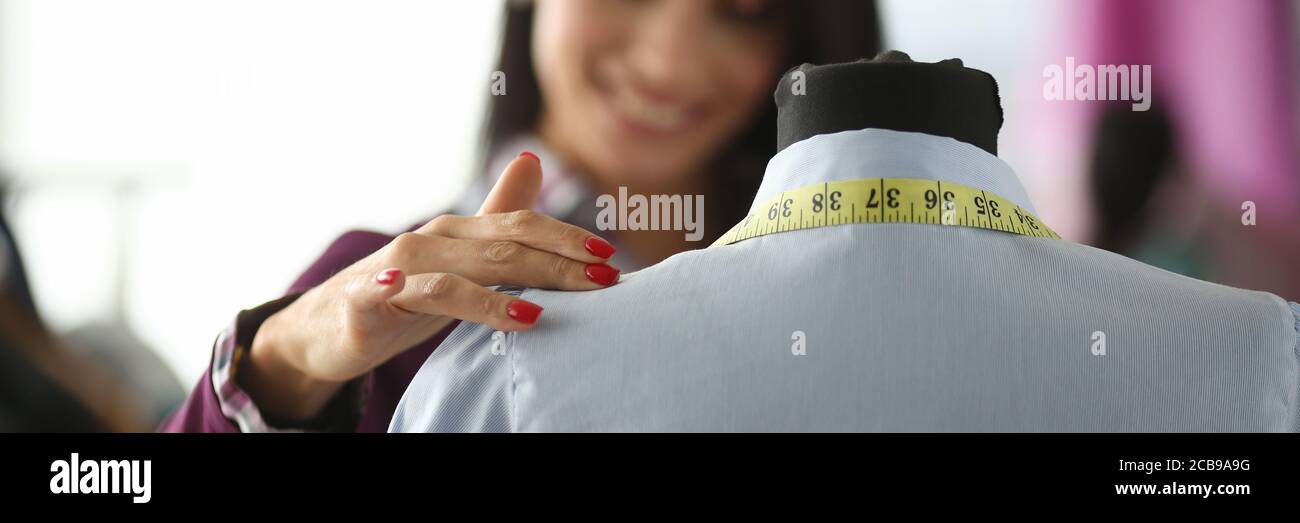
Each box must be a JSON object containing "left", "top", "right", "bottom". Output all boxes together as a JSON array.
[
  {"left": 478, "top": 152, "right": 542, "bottom": 215},
  {"left": 421, "top": 210, "right": 616, "bottom": 264}
]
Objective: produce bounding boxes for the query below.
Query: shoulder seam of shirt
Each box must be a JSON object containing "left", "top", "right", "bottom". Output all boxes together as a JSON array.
[
  {"left": 510, "top": 329, "right": 519, "bottom": 433},
  {"left": 1289, "top": 301, "right": 1300, "bottom": 360},
  {"left": 497, "top": 286, "right": 525, "bottom": 433}
]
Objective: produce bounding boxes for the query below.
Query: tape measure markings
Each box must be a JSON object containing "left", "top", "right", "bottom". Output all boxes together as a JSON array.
[{"left": 711, "top": 177, "right": 1060, "bottom": 248}]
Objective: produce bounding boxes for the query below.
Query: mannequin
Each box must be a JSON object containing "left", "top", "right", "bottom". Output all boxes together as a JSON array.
[{"left": 392, "top": 53, "right": 1300, "bottom": 433}]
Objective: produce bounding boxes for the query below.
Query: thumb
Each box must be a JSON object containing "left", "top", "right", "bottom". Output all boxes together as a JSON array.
[{"left": 477, "top": 151, "right": 543, "bottom": 216}]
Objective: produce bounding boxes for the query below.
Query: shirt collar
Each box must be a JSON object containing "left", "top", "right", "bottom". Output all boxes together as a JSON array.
[{"left": 751, "top": 128, "right": 1038, "bottom": 216}]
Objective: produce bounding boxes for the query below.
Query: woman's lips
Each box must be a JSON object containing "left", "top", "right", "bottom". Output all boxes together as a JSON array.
[{"left": 601, "top": 83, "right": 704, "bottom": 138}]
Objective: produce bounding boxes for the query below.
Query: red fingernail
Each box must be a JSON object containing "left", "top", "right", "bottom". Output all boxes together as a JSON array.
[
  {"left": 518, "top": 151, "right": 539, "bottom": 163},
  {"left": 506, "top": 300, "right": 543, "bottom": 324},
  {"left": 585, "top": 264, "right": 620, "bottom": 286},
  {"left": 375, "top": 268, "right": 401, "bottom": 285},
  {"left": 584, "top": 236, "right": 616, "bottom": 258}
]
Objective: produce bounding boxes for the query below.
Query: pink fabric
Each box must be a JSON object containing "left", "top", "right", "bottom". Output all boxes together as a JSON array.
[
  {"left": 1085, "top": 0, "right": 1298, "bottom": 223},
  {"left": 1021, "top": 0, "right": 1298, "bottom": 240}
]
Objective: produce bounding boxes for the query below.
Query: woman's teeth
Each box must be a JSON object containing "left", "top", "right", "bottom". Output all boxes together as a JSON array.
[{"left": 613, "top": 89, "right": 687, "bottom": 130}]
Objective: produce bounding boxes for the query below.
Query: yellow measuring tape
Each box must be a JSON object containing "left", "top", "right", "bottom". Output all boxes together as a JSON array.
[{"left": 712, "top": 177, "right": 1060, "bottom": 248}]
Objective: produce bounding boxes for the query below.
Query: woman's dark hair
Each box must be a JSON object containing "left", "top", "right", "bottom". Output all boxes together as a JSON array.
[{"left": 482, "top": 0, "right": 882, "bottom": 238}]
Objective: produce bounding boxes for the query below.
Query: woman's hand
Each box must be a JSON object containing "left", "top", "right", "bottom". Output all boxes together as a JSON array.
[{"left": 240, "top": 152, "right": 619, "bottom": 422}]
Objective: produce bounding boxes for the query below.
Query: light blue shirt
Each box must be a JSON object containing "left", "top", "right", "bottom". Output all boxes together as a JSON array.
[{"left": 392, "top": 129, "right": 1300, "bottom": 432}]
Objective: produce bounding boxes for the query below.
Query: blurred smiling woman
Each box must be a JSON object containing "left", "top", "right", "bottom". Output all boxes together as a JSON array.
[{"left": 162, "top": 0, "right": 880, "bottom": 432}]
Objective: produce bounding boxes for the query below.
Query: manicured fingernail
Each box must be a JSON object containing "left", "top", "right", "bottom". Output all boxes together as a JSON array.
[
  {"left": 584, "top": 236, "right": 617, "bottom": 258},
  {"left": 375, "top": 268, "right": 401, "bottom": 285},
  {"left": 585, "top": 264, "right": 620, "bottom": 286},
  {"left": 506, "top": 300, "right": 543, "bottom": 324},
  {"left": 518, "top": 151, "right": 539, "bottom": 164}
]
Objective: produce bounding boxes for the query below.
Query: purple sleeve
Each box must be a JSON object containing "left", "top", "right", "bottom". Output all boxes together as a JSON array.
[{"left": 157, "top": 367, "right": 237, "bottom": 433}]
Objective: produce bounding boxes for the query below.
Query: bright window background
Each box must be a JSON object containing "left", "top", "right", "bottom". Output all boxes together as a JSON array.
[{"left": 1, "top": 0, "right": 502, "bottom": 381}]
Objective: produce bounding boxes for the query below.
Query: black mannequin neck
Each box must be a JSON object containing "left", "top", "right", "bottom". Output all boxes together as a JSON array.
[{"left": 774, "top": 51, "right": 1003, "bottom": 156}]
